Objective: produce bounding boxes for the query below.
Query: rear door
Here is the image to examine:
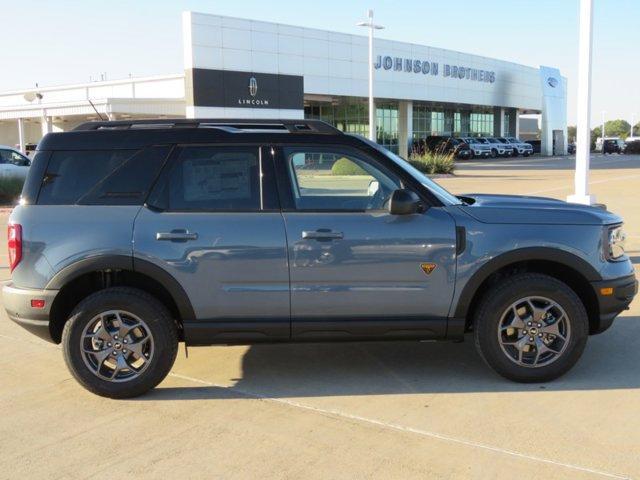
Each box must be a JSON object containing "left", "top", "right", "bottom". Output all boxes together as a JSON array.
[{"left": 133, "top": 144, "right": 290, "bottom": 342}]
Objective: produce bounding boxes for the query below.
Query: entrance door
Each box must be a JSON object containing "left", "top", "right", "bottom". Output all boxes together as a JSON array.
[
  {"left": 276, "top": 145, "right": 457, "bottom": 340},
  {"left": 133, "top": 145, "right": 290, "bottom": 343}
]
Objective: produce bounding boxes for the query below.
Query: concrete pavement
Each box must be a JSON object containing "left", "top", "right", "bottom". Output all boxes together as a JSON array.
[{"left": 1, "top": 154, "right": 639, "bottom": 479}]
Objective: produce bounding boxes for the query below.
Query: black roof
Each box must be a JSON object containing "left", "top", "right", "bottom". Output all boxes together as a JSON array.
[{"left": 38, "top": 119, "right": 347, "bottom": 150}]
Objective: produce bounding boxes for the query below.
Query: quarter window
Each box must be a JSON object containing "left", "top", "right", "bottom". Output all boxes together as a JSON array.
[{"left": 285, "top": 148, "right": 401, "bottom": 211}]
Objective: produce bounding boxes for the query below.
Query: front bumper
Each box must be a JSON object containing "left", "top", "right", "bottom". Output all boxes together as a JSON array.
[
  {"left": 473, "top": 150, "right": 491, "bottom": 157},
  {"left": 590, "top": 274, "right": 638, "bottom": 334},
  {"left": 3, "top": 283, "right": 59, "bottom": 342}
]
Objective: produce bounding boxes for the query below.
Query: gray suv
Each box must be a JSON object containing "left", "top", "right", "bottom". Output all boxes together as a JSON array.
[{"left": 3, "top": 119, "right": 637, "bottom": 398}]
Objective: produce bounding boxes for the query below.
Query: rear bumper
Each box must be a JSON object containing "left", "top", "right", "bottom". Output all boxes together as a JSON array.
[
  {"left": 590, "top": 274, "right": 638, "bottom": 334},
  {"left": 2, "top": 283, "right": 58, "bottom": 343}
]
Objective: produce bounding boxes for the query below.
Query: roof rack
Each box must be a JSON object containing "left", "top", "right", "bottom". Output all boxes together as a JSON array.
[{"left": 73, "top": 118, "right": 342, "bottom": 135}]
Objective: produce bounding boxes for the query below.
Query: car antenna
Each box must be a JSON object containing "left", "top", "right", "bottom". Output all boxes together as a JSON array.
[{"left": 87, "top": 99, "right": 106, "bottom": 121}]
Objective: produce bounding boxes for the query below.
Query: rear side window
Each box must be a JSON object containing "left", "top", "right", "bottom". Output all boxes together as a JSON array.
[
  {"left": 37, "top": 147, "right": 170, "bottom": 205},
  {"left": 149, "top": 146, "right": 264, "bottom": 211}
]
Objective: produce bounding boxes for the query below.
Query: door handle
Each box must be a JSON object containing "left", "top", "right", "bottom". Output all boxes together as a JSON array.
[
  {"left": 302, "top": 230, "right": 343, "bottom": 241},
  {"left": 156, "top": 231, "right": 199, "bottom": 241}
]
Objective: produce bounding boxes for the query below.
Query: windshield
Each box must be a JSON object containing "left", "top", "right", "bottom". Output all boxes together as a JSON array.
[
  {"left": 353, "top": 136, "right": 462, "bottom": 206},
  {"left": 476, "top": 138, "right": 488, "bottom": 144},
  {"left": 507, "top": 137, "right": 519, "bottom": 143},
  {"left": 487, "top": 138, "right": 499, "bottom": 143}
]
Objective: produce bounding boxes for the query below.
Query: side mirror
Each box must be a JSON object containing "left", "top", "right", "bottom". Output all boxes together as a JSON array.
[{"left": 389, "top": 189, "right": 422, "bottom": 215}]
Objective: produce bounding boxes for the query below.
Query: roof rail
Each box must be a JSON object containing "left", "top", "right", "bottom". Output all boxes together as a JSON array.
[{"left": 73, "top": 118, "right": 342, "bottom": 135}]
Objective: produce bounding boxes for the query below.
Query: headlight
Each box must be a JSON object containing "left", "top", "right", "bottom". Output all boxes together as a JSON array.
[{"left": 605, "top": 225, "right": 626, "bottom": 260}]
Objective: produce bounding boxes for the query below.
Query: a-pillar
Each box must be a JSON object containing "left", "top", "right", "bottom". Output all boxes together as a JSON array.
[{"left": 398, "top": 100, "right": 413, "bottom": 159}]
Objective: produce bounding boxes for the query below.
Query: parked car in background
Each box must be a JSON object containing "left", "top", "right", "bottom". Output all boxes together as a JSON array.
[
  {"left": 567, "top": 143, "right": 576, "bottom": 155},
  {"left": 461, "top": 137, "right": 491, "bottom": 158},
  {"left": 600, "top": 138, "right": 625, "bottom": 154},
  {"left": 4, "top": 119, "right": 636, "bottom": 398},
  {"left": 484, "top": 137, "right": 513, "bottom": 158},
  {"left": 499, "top": 137, "right": 534, "bottom": 157},
  {"left": 419, "top": 136, "right": 472, "bottom": 160},
  {"left": 0, "top": 145, "right": 31, "bottom": 178}
]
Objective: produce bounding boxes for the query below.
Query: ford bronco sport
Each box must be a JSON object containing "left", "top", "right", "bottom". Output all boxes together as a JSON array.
[{"left": 3, "top": 119, "right": 637, "bottom": 398}]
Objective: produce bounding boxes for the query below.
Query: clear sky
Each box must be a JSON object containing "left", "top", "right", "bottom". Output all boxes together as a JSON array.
[{"left": 2, "top": 0, "right": 638, "bottom": 127}]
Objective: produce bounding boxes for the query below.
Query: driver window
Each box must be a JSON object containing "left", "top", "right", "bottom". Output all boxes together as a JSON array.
[{"left": 285, "top": 148, "right": 401, "bottom": 211}]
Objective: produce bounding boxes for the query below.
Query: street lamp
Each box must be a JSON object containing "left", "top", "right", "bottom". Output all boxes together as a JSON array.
[
  {"left": 631, "top": 113, "right": 636, "bottom": 137},
  {"left": 357, "top": 9, "right": 384, "bottom": 142}
]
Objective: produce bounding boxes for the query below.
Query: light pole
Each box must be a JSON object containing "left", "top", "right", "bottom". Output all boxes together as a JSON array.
[
  {"left": 357, "top": 9, "right": 384, "bottom": 142},
  {"left": 568, "top": 0, "right": 594, "bottom": 205},
  {"left": 631, "top": 113, "right": 636, "bottom": 137},
  {"left": 601, "top": 110, "right": 606, "bottom": 142}
]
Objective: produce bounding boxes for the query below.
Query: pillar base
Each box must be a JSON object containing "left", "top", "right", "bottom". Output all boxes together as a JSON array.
[{"left": 566, "top": 193, "right": 596, "bottom": 205}]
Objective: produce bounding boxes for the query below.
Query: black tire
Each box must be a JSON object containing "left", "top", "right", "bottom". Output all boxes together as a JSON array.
[
  {"left": 62, "top": 287, "right": 179, "bottom": 398},
  {"left": 490, "top": 148, "right": 498, "bottom": 158},
  {"left": 512, "top": 150, "right": 519, "bottom": 157},
  {"left": 473, "top": 273, "right": 588, "bottom": 383},
  {"left": 523, "top": 152, "right": 530, "bottom": 157}
]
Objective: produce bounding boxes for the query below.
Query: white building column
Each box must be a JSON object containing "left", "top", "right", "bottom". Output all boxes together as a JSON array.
[
  {"left": 17, "top": 118, "right": 25, "bottom": 153},
  {"left": 398, "top": 100, "right": 413, "bottom": 159},
  {"left": 41, "top": 110, "right": 52, "bottom": 137},
  {"left": 514, "top": 110, "right": 520, "bottom": 138}
]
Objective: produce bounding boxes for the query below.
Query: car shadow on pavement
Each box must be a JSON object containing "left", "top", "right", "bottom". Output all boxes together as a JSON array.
[{"left": 144, "top": 315, "right": 640, "bottom": 400}]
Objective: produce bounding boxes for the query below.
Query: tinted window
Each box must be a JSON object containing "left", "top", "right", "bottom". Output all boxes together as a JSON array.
[
  {"left": 285, "top": 147, "right": 401, "bottom": 211},
  {"left": 159, "top": 146, "right": 262, "bottom": 211},
  {"left": 38, "top": 150, "right": 132, "bottom": 205},
  {"left": 79, "top": 146, "right": 171, "bottom": 205}
]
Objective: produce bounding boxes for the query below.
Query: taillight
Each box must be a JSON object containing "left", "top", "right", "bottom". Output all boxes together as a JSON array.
[{"left": 8, "top": 224, "right": 22, "bottom": 273}]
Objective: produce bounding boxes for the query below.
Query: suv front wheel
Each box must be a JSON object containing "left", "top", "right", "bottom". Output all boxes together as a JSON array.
[
  {"left": 474, "top": 273, "right": 588, "bottom": 382},
  {"left": 62, "top": 287, "right": 179, "bottom": 398}
]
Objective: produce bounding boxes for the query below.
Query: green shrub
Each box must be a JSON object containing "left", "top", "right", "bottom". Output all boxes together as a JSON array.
[
  {"left": 408, "top": 152, "right": 455, "bottom": 175},
  {"left": 331, "top": 157, "right": 368, "bottom": 176},
  {"left": 0, "top": 176, "right": 25, "bottom": 205}
]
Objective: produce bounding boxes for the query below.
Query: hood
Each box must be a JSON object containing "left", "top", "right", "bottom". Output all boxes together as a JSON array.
[{"left": 458, "top": 193, "right": 621, "bottom": 225}]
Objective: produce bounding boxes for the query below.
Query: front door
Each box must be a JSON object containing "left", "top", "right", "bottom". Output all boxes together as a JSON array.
[
  {"left": 133, "top": 145, "right": 290, "bottom": 343},
  {"left": 276, "top": 145, "right": 457, "bottom": 340}
]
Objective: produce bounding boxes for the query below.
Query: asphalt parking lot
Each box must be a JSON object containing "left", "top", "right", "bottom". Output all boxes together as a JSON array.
[{"left": 1, "top": 153, "right": 639, "bottom": 479}]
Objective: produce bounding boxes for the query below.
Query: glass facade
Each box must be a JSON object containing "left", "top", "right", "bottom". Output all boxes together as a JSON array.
[
  {"left": 305, "top": 98, "right": 503, "bottom": 153},
  {"left": 469, "top": 113, "right": 494, "bottom": 136},
  {"left": 304, "top": 100, "right": 399, "bottom": 153}
]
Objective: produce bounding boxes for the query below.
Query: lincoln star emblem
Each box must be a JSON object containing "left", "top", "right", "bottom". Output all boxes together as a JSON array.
[
  {"left": 420, "top": 263, "right": 437, "bottom": 275},
  {"left": 547, "top": 77, "right": 558, "bottom": 88},
  {"left": 248, "top": 77, "right": 258, "bottom": 97}
]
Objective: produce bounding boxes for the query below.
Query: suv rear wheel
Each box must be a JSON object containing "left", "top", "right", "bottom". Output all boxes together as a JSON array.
[
  {"left": 62, "top": 287, "right": 179, "bottom": 398},
  {"left": 474, "top": 273, "right": 588, "bottom": 382}
]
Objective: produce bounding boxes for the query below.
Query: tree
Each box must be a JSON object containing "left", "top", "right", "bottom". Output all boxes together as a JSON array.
[
  {"left": 602, "top": 119, "right": 631, "bottom": 139},
  {"left": 567, "top": 125, "right": 576, "bottom": 143},
  {"left": 633, "top": 122, "right": 640, "bottom": 137}
]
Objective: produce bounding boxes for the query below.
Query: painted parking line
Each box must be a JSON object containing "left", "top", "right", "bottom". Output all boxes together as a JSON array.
[
  {"left": 168, "top": 371, "right": 629, "bottom": 480},
  {"left": 0, "top": 330, "right": 629, "bottom": 479}
]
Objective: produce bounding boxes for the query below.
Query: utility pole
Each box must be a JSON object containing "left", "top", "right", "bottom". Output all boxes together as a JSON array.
[{"left": 357, "top": 10, "right": 384, "bottom": 142}]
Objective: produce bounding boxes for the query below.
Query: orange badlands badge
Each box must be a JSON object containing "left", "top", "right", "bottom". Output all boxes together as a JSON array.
[{"left": 420, "top": 262, "right": 437, "bottom": 275}]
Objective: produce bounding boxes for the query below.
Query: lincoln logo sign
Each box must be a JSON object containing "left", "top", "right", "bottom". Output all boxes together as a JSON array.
[
  {"left": 374, "top": 55, "right": 496, "bottom": 83},
  {"left": 238, "top": 76, "right": 269, "bottom": 106}
]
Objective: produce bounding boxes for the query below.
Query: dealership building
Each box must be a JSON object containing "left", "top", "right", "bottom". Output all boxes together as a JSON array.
[{"left": 0, "top": 11, "right": 567, "bottom": 157}]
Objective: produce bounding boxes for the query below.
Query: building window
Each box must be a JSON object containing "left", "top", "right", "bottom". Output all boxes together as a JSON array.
[
  {"left": 412, "top": 104, "right": 444, "bottom": 140},
  {"left": 376, "top": 103, "right": 398, "bottom": 154},
  {"left": 470, "top": 113, "right": 494, "bottom": 136}
]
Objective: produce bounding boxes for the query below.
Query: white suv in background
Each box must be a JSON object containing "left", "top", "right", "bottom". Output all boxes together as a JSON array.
[
  {"left": 0, "top": 146, "right": 31, "bottom": 178},
  {"left": 461, "top": 137, "right": 491, "bottom": 158},
  {"left": 483, "top": 137, "right": 513, "bottom": 157},
  {"left": 498, "top": 137, "right": 534, "bottom": 157}
]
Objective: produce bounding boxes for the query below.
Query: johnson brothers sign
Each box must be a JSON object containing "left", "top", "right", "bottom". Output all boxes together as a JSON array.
[{"left": 374, "top": 55, "right": 496, "bottom": 83}]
